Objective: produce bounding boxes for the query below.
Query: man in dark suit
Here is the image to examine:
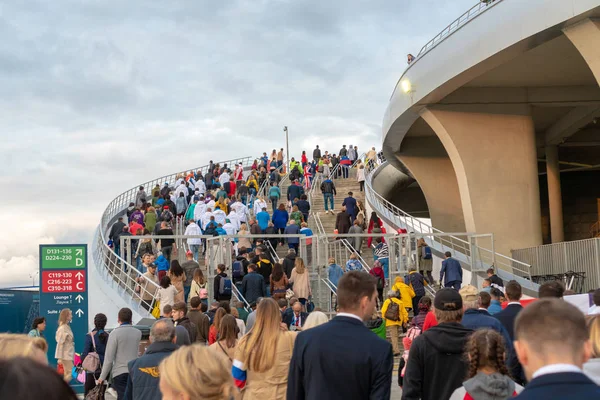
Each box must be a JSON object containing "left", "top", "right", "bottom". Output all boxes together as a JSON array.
[
  {"left": 494, "top": 280, "right": 525, "bottom": 383},
  {"left": 513, "top": 298, "right": 600, "bottom": 399},
  {"left": 241, "top": 264, "right": 265, "bottom": 305},
  {"left": 283, "top": 301, "right": 308, "bottom": 331},
  {"left": 440, "top": 251, "right": 462, "bottom": 290},
  {"left": 287, "top": 271, "right": 393, "bottom": 399}
]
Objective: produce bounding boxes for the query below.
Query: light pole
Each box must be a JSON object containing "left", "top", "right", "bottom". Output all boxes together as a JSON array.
[{"left": 283, "top": 126, "right": 289, "bottom": 173}]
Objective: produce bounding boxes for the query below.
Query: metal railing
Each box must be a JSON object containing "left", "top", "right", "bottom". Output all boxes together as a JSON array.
[
  {"left": 391, "top": 0, "right": 505, "bottom": 99},
  {"left": 512, "top": 238, "right": 600, "bottom": 292},
  {"left": 340, "top": 239, "right": 371, "bottom": 272},
  {"left": 264, "top": 240, "right": 281, "bottom": 263},
  {"left": 364, "top": 158, "right": 533, "bottom": 281}
]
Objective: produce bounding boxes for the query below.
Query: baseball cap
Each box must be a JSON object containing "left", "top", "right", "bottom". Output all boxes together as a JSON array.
[
  {"left": 434, "top": 288, "right": 463, "bottom": 311},
  {"left": 459, "top": 285, "right": 479, "bottom": 303}
]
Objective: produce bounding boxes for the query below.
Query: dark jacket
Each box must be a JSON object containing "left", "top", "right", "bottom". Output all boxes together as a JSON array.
[
  {"left": 174, "top": 317, "right": 197, "bottom": 343},
  {"left": 402, "top": 322, "right": 473, "bottom": 400},
  {"left": 313, "top": 148, "right": 321, "bottom": 159},
  {"left": 287, "top": 184, "right": 304, "bottom": 201},
  {"left": 187, "top": 309, "right": 209, "bottom": 344},
  {"left": 440, "top": 257, "right": 463, "bottom": 284},
  {"left": 288, "top": 316, "right": 393, "bottom": 400},
  {"left": 494, "top": 303, "right": 526, "bottom": 384},
  {"left": 320, "top": 179, "right": 336, "bottom": 195},
  {"left": 282, "top": 253, "right": 296, "bottom": 278},
  {"left": 284, "top": 224, "right": 301, "bottom": 244},
  {"left": 296, "top": 200, "right": 310, "bottom": 215},
  {"left": 109, "top": 221, "right": 126, "bottom": 241},
  {"left": 335, "top": 211, "right": 351, "bottom": 234},
  {"left": 125, "top": 341, "right": 178, "bottom": 400},
  {"left": 461, "top": 309, "right": 520, "bottom": 382},
  {"left": 405, "top": 271, "right": 426, "bottom": 296},
  {"left": 283, "top": 311, "right": 308, "bottom": 328},
  {"left": 342, "top": 196, "right": 357, "bottom": 217},
  {"left": 213, "top": 272, "right": 232, "bottom": 301},
  {"left": 256, "top": 259, "right": 273, "bottom": 284},
  {"left": 81, "top": 330, "right": 108, "bottom": 372},
  {"left": 514, "top": 372, "right": 600, "bottom": 400},
  {"left": 241, "top": 272, "right": 265, "bottom": 305},
  {"left": 489, "top": 274, "right": 504, "bottom": 287}
]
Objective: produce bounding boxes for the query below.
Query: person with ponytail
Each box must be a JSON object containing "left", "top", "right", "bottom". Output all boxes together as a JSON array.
[
  {"left": 159, "top": 345, "right": 237, "bottom": 400},
  {"left": 232, "top": 298, "right": 296, "bottom": 399},
  {"left": 450, "top": 329, "right": 523, "bottom": 400}
]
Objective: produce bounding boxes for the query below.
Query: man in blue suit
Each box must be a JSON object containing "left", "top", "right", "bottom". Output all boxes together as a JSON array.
[
  {"left": 440, "top": 251, "right": 462, "bottom": 290},
  {"left": 513, "top": 298, "right": 600, "bottom": 399},
  {"left": 287, "top": 271, "right": 393, "bottom": 399},
  {"left": 341, "top": 191, "right": 357, "bottom": 223}
]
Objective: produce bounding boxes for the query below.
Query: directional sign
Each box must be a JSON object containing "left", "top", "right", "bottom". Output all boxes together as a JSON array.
[{"left": 39, "top": 244, "right": 89, "bottom": 372}]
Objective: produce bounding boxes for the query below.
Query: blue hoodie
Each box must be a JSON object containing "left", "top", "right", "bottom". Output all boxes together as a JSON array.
[
  {"left": 155, "top": 255, "right": 169, "bottom": 272},
  {"left": 328, "top": 264, "right": 344, "bottom": 288}
]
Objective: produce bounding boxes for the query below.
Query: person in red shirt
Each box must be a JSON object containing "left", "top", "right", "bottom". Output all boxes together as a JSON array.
[
  {"left": 129, "top": 221, "right": 144, "bottom": 237},
  {"left": 422, "top": 310, "right": 438, "bottom": 332}
]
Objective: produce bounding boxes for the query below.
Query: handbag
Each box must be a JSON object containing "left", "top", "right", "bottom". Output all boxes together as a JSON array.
[
  {"left": 306, "top": 296, "right": 315, "bottom": 313},
  {"left": 152, "top": 300, "right": 161, "bottom": 319},
  {"left": 285, "top": 288, "right": 295, "bottom": 300},
  {"left": 85, "top": 383, "right": 107, "bottom": 400},
  {"left": 72, "top": 365, "right": 86, "bottom": 383},
  {"left": 82, "top": 332, "right": 101, "bottom": 372}
]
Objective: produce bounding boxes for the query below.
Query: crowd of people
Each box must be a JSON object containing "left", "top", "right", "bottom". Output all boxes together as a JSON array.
[
  {"left": 4, "top": 278, "right": 600, "bottom": 399},
  {"left": 8, "top": 146, "right": 600, "bottom": 400}
]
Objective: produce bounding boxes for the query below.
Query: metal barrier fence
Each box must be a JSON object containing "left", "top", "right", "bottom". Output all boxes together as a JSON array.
[
  {"left": 97, "top": 229, "right": 477, "bottom": 318},
  {"left": 512, "top": 238, "right": 600, "bottom": 292}
]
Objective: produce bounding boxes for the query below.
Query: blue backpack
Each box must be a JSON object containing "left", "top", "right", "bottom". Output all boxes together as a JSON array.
[
  {"left": 423, "top": 246, "right": 432, "bottom": 260},
  {"left": 219, "top": 276, "right": 232, "bottom": 296},
  {"left": 232, "top": 260, "right": 244, "bottom": 280}
]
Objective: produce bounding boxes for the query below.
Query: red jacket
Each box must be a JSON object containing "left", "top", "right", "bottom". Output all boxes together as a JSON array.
[
  {"left": 129, "top": 221, "right": 144, "bottom": 236},
  {"left": 369, "top": 267, "right": 385, "bottom": 286},
  {"left": 422, "top": 311, "right": 438, "bottom": 332}
]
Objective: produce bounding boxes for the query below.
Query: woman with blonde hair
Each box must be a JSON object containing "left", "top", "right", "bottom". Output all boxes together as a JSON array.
[
  {"left": 232, "top": 298, "right": 296, "bottom": 399},
  {"left": 55, "top": 308, "right": 75, "bottom": 381},
  {"left": 237, "top": 223, "right": 253, "bottom": 250},
  {"left": 0, "top": 333, "right": 48, "bottom": 364},
  {"left": 189, "top": 268, "right": 208, "bottom": 306},
  {"left": 303, "top": 311, "right": 329, "bottom": 330},
  {"left": 290, "top": 257, "right": 311, "bottom": 306},
  {"left": 159, "top": 345, "right": 238, "bottom": 400},
  {"left": 209, "top": 315, "right": 239, "bottom": 365}
]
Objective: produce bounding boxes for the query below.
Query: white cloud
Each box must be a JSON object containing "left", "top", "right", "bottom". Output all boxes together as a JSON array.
[{"left": 0, "top": 0, "right": 476, "bottom": 287}]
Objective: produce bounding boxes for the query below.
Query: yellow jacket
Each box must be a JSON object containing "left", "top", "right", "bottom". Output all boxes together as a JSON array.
[
  {"left": 392, "top": 278, "right": 416, "bottom": 309},
  {"left": 381, "top": 297, "right": 409, "bottom": 326}
]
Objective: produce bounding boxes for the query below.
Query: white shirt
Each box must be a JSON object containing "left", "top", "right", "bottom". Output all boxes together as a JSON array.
[
  {"left": 532, "top": 364, "right": 582, "bottom": 379},
  {"left": 194, "top": 202, "right": 207, "bottom": 222},
  {"left": 184, "top": 223, "right": 202, "bottom": 245},
  {"left": 223, "top": 223, "right": 236, "bottom": 236},
  {"left": 175, "top": 183, "right": 188, "bottom": 199},
  {"left": 213, "top": 209, "right": 227, "bottom": 226},
  {"left": 219, "top": 172, "right": 230, "bottom": 185},
  {"left": 336, "top": 312, "right": 363, "bottom": 322},
  {"left": 194, "top": 180, "right": 206, "bottom": 194},
  {"left": 201, "top": 212, "right": 214, "bottom": 230},
  {"left": 227, "top": 212, "right": 240, "bottom": 230},
  {"left": 253, "top": 199, "right": 267, "bottom": 216},
  {"left": 233, "top": 202, "right": 248, "bottom": 223}
]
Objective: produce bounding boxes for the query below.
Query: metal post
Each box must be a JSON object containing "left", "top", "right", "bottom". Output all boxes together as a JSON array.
[{"left": 284, "top": 126, "right": 289, "bottom": 173}]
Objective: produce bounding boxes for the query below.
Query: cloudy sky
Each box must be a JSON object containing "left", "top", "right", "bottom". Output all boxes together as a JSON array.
[{"left": 0, "top": 0, "right": 474, "bottom": 287}]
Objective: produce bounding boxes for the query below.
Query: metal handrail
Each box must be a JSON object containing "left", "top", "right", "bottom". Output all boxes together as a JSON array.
[
  {"left": 390, "top": 0, "right": 505, "bottom": 100},
  {"left": 264, "top": 240, "right": 281, "bottom": 263},
  {"left": 364, "top": 158, "right": 532, "bottom": 279},
  {"left": 231, "top": 284, "right": 251, "bottom": 310}
]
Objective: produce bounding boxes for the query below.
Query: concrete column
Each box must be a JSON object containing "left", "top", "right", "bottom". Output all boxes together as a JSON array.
[
  {"left": 398, "top": 136, "right": 466, "bottom": 233},
  {"left": 545, "top": 145, "right": 564, "bottom": 243},
  {"left": 421, "top": 106, "right": 543, "bottom": 256},
  {"left": 564, "top": 19, "right": 600, "bottom": 86}
]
